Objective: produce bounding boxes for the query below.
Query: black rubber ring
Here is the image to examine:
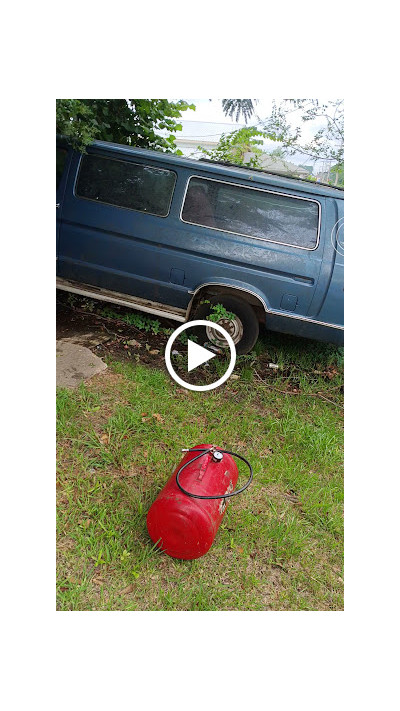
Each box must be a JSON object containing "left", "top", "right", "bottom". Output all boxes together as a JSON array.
[{"left": 175, "top": 447, "right": 253, "bottom": 500}]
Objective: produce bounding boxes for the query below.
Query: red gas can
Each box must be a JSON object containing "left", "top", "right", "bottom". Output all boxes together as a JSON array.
[{"left": 147, "top": 444, "right": 239, "bottom": 559}]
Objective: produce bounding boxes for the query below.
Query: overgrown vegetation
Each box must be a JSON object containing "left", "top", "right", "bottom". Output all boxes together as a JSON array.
[
  {"left": 66, "top": 293, "right": 235, "bottom": 338},
  {"left": 56, "top": 99, "right": 195, "bottom": 153},
  {"left": 261, "top": 99, "right": 344, "bottom": 185},
  {"left": 199, "top": 126, "right": 273, "bottom": 168},
  {"left": 203, "top": 99, "right": 344, "bottom": 186}
]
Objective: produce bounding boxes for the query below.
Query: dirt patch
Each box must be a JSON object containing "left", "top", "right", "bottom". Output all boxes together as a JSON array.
[{"left": 57, "top": 293, "right": 171, "bottom": 368}]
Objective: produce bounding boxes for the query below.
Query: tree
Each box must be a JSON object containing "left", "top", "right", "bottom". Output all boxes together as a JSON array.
[
  {"left": 328, "top": 163, "right": 344, "bottom": 187},
  {"left": 261, "top": 99, "right": 344, "bottom": 184},
  {"left": 222, "top": 99, "right": 258, "bottom": 124},
  {"left": 199, "top": 126, "right": 271, "bottom": 168},
  {"left": 56, "top": 99, "right": 195, "bottom": 153}
]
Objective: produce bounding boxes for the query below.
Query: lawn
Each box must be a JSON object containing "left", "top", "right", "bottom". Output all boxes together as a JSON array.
[{"left": 56, "top": 317, "right": 344, "bottom": 611}]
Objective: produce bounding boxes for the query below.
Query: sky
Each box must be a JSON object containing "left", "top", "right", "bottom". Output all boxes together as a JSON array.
[{"left": 182, "top": 98, "right": 271, "bottom": 124}]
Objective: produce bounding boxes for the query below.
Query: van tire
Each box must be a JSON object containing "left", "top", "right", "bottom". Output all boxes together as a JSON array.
[{"left": 194, "top": 295, "right": 259, "bottom": 355}]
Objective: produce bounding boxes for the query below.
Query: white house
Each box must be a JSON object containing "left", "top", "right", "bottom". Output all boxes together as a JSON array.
[
  {"left": 173, "top": 120, "right": 245, "bottom": 158},
  {"left": 246, "top": 153, "right": 312, "bottom": 178}
]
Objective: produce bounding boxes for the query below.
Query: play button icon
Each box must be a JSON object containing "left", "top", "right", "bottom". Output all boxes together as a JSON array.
[
  {"left": 187, "top": 339, "right": 216, "bottom": 372},
  {"left": 165, "top": 320, "right": 236, "bottom": 392}
]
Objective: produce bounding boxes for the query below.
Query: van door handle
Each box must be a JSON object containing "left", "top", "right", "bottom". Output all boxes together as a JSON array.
[{"left": 56, "top": 203, "right": 60, "bottom": 208}]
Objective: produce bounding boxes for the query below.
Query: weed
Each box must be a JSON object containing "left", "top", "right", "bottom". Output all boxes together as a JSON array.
[{"left": 200, "top": 300, "right": 235, "bottom": 323}]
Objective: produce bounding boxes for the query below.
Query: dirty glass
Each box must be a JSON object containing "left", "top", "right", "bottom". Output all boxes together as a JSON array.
[
  {"left": 182, "top": 177, "right": 320, "bottom": 249},
  {"left": 76, "top": 154, "right": 176, "bottom": 217}
]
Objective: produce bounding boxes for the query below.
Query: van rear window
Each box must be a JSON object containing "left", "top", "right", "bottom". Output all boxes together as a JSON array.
[
  {"left": 76, "top": 154, "right": 176, "bottom": 217},
  {"left": 181, "top": 176, "right": 320, "bottom": 249}
]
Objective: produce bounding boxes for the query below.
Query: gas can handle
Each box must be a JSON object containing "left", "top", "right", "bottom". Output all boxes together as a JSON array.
[{"left": 176, "top": 447, "right": 253, "bottom": 500}]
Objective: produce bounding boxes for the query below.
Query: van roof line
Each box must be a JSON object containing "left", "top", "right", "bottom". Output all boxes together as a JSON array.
[{"left": 198, "top": 157, "right": 344, "bottom": 192}]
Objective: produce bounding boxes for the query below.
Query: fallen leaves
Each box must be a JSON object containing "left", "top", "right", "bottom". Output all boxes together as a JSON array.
[
  {"left": 58, "top": 537, "right": 75, "bottom": 551},
  {"left": 141, "top": 413, "right": 164, "bottom": 423},
  {"left": 78, "top": 518, "right": 92, "bottom": 529},
  {"left": 326, "top": 366, "right": 339, "bottom": 380},
  {"left": 119, "top": 465, "right": 149, "bottom": 478},
  {"left": 120, "top": 584, "right": 135, "bottom": 595},
  {"left": 284, "top": 489, "right": 303, "bottom": 508},
  {"left": 157, "top": 442, "right": 170, "bottom": 451}
]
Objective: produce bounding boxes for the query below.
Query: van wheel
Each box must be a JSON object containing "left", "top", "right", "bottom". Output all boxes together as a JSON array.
[{"left": 194, "top": 295, "right": 259, "bottom": 355}]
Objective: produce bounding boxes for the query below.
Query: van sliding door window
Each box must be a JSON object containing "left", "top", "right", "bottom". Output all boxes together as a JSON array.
[
  {"left": 181, "top": 176, "right": 320, "bottom": 249},
  {"left": 76, "top": 155, "right": 176, "bottom": 217}
]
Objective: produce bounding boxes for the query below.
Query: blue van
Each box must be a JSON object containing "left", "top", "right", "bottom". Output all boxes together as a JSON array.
[{"left": 56, "top": 138, "right": 344, "bottom": 354}]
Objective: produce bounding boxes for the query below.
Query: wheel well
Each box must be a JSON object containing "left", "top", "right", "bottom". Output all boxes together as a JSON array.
[{"left": 187, "top": 286, "right": 266, "bottom": 323}]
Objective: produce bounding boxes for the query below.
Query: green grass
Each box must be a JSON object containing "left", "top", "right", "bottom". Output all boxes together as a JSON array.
[{"left": 56, "top": 332, "right": 343, "bottom": 611}]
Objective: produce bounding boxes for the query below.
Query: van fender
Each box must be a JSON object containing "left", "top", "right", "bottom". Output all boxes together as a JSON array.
[{"left": 186, "top": 278, "right": 270, "bottom": 321}]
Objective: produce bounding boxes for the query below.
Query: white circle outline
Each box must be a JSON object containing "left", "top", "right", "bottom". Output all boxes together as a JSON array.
[
  {"left": 165, "top": 320, "right": 237, "bottom": 392},
  {"left": 331, "top": 216, "right": 344, "bottom": 256}
]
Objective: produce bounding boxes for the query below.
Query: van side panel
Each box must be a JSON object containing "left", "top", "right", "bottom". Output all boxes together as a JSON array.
[
  {"left": 314, "top": 199, "right": 344, "bottom": 328},
  {"left": 58, "top": 152, "right": 189, "bottom": 308},
  {"left": 265, "top": 197, "right": 343, "bottom": 343},
  {"left": 56, "top": 145, "right": 73, "bottom": 265},
  {"left": 145, "top": 168, "right": 326, "bottom": 317},
  {"left": 264, "top": 312, "right": 344, "bottom": 345}
]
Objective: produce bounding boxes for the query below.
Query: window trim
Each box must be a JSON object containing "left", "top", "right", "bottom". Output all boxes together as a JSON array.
[
  {"left": 180, "top": 175, "right": 321, "bottom": 251},
  {"left": 74, "top": 153, "right": 177, "bottom": 218}
]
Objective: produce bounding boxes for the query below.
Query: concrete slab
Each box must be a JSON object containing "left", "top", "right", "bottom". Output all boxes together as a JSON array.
[{"left": 56, "top": 340, "right": 107, "bottom": 388}]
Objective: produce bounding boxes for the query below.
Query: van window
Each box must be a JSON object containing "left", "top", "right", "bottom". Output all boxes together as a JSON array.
[
  {"left": 76, "top": 154, "right": 176, "bottom": 217},
  {"left": 57, "top": 148, "right": 68, "bottom": 189},
  {"left": 181, "top": 176, "right": 320, "bottom": 249}
]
